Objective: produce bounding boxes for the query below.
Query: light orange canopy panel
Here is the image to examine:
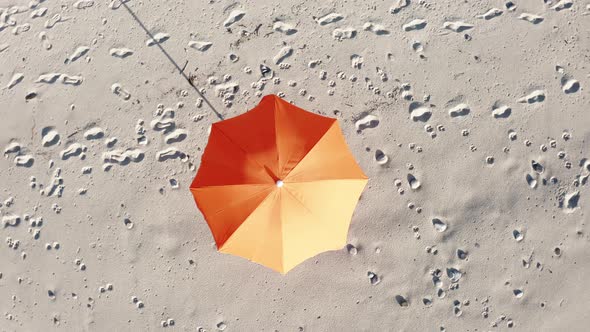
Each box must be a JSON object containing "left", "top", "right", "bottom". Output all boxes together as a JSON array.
[{"left": 190, "top": 94, "right": 368, "bottom": 274}]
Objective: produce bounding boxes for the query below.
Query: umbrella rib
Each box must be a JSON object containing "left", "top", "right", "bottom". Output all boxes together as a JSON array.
[
  {"left": 282, "top": 186, "right": 314, "bottom": 217},
  {"left": 209, "top": 185, "right": 273, "bottom": 216},
  {"left": 249, "top": 190, "right": 281, "bottom": 268},
  {"left": 219, "top": 189, "right": 277, "bottom": 250},
  {"left": 280, "top": 120, "right": 337, "bottom": 179},
  {"left": 212, "top": 125, "right": 274, "bottom": 182}
]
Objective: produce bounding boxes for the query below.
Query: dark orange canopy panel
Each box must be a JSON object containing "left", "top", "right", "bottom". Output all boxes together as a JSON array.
[{"left": 190, "top": 95, "right": 368, "bottom": 273}]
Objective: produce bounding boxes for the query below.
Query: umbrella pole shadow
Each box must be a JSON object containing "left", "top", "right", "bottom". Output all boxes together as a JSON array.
[{"left": 120, "top": 1, "right": 224, "bottom": 121}]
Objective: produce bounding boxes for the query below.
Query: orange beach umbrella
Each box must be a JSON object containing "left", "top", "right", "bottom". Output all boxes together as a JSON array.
[{"left": 190, "top": 95, "right": 368, "bottom": 273}]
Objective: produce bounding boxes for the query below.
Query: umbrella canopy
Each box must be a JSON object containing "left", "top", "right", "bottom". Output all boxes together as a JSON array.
[{"left": 190, "top": 94, "right": 368, "bottom": 273}]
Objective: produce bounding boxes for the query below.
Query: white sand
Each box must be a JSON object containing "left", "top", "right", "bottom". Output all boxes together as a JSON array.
[{"left": 1, "top": 0, "right": 589, "bottom": 330}]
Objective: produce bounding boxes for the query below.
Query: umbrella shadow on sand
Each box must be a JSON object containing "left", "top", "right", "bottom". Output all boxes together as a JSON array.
[{"left": 119, "top": 1, "right": 224, "bottom": 121}]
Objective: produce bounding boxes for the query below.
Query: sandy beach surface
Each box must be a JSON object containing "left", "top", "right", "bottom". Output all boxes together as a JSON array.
[{"left": 1, "top": 0, "right": 589, "bottom": 331}]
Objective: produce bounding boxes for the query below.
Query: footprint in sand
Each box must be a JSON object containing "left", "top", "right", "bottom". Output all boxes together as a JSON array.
[
  {"left": 316, "top": 13, "right": 344, "bottom": 26},
  {"left": 39, "top": 32, "right": 52, "bottom": 50},
  {"left": 363, "top": 22, "right": 390, "bottom": 35},
  {"left": 518, "top": 90, "right": 545, "bottom": 104},
  {"left": 561, "top": 77, "right": 580, "bottom": 94},
  {"left": 519, "top": 13, "right": 543, "bottom": 24},
  {"left": 273, "top": 21, "right": 297, "bottom": 35},
  {"left": 60, "top": 143, "right": 87, "bottom": 160},
  {"left": 60, "top": 75, "right": 83, "bottom": 86},
  {"left": 562, "top": 191, "right": 580, "bottom": 213},
  {"left": 65, "top": 45, "right": 90, "bottom": 64},
  {"left": 492, "top": 102, "right": 512, "bottom": 119},
  {"left": 4, "top": 141, "right": 21, "bottom": 156},
  {"left": 332, "top": 27, "right": 357, "bottom": 41},
  {"left": 12, "top": 24, "right": 31, "bottom": 36},
  {"left": 273, "top": 46, "right": 293, "bottom": 65},
  {"left": 448, "top": 103, "right": 470, "bottom": 118},
  {"left": 552, "top": 0, "right": 573, "bottom": 11},
  {"left": 164, "top": 129, "right": 187, "bottom": 144},
  {"left": 403, "top": 19, "right": 427, "bottom": 31},
  {"left": 156, "top": 147, "right": 187, "bottom": 162},
  {"left": 36, "top": 73, "right": 61, "bottom": 84},
  {"left": 30, "top": 7, "right": 48, "bottom": 19},
  {"left": 223, "top": 10, "right": 246, "bottom": 27},
  {"left": 45, "top": 14, "right": 69, "bottom": 29},
  {"left": 188, "top": 41, "right": 212, "bottom": 52},
  {"left": 351, "top": 54, "right": 364, "bottom": 69},
  {"left": 111, "top": 83, "right": 131, "bottom": 100},
  {"left": 109, "top": 0, "right": 129, "bottom": 10},
  {"left": 74, "top": 0, "right": 95, "bottom": 9},
  {"left": 109, "top": 48, "right": 134, "bottom": 58},
  {"left": 355, "top": 114, "right": 379, "bottom": 133},
  {"left": 84, "top": 127, "right": 104, "bottom": 140},
  {"left": 103, "top": 149, "right": 145, "bottom": 165},
  {"left": 41, "top": 127, "right": 60, "bottom": 147},
  {"left": 443, "top": 21, "right": 473, "bottom": 32},
  {"left": 146, "top": 33, "right": 169, "bottom": 46},
  {"left": 5, "top": 73, "right": 24, "bottom": 89},
  {"left": 390, "top": 0, "right": 409, "bottom": 14},
  {"left": 409, "top": 102, "right": 432, "bottom": 122},
  {"left": 477, "top": 8, "right": 503, "bottom": 20},
  {"left": 14, "top": 155, "right": 34, "bottom": 167}
]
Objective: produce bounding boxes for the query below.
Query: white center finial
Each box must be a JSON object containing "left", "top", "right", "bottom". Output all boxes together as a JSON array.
[{"left": 276, "top": 180, "right": 284, "bottom": 188}]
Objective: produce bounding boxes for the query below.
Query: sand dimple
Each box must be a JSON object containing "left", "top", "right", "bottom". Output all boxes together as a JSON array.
[
  {"left": 407, "top": 174, "right": 421, "bottom": 190},
  {"left": 432, "top": 218, "right": 447, "bottom": 232}
]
